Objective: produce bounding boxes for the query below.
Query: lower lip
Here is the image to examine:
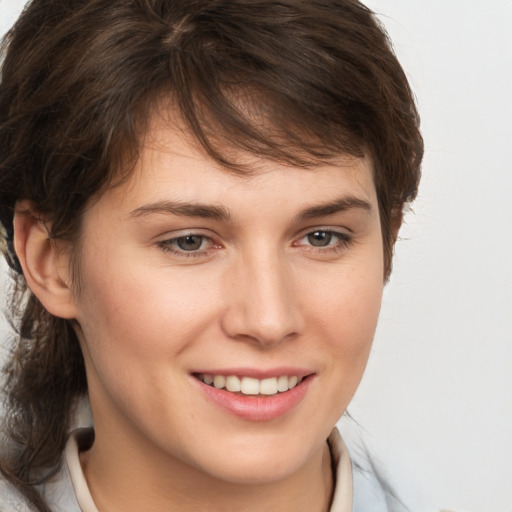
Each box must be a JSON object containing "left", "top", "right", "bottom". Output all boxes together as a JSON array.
[{"left": 194, "top": 376, "right": 313, "bottom": 422}]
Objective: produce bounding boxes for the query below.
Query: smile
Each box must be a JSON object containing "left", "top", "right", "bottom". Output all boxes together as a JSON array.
[
  {"left": 196, "top": 373, "right": 303, "bottom": 396},
  {"left": 194, "top": 371, "right": 313, "bottom": 421}
]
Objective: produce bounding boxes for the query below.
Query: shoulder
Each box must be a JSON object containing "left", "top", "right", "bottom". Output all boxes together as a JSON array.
[
  {"left": 0, "top": 471, "right": 82, "bottom": 512},
  {"left": 0, "top": 477, "right": 32, "bottom": 511},
  {"left": 329, "top": 427, "right": 391, "bottom": 512},
  {"left": 336, "top": 417, "right": 440, "bottom": 512},
  {"left": 0, "top": 449, "right": 83, "bottom": 512}
]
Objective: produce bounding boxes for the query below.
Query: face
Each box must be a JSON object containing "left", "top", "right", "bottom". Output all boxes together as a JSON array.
[{"left": 70, "top": 114, "right": 384, "bottom": 485}]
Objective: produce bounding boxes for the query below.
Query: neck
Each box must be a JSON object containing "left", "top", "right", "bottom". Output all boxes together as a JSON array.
[{"left": 80, "top": 426, "right": 334, "bottom": 512}]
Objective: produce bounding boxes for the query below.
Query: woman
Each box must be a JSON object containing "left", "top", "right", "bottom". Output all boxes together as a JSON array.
[{"left": 0, "top": 1, "right": 423, "bottom": 510}]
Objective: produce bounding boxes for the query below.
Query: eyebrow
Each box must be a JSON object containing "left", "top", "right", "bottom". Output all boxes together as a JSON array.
[
  {"left": 129, "top": 200, "right": 232, "bottom": 221},
  {"left": 295, "top": 196, "right": 373, "bottom": 222},
  {"left": 129, "top": 195, "right": 372, "bottom": 223}
]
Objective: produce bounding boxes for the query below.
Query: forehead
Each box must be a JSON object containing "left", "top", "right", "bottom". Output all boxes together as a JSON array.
[
  {"left": 124, "top": 155, "right": 373, "bottom": 223},
  {"left": 91, "top": 107, "right": 378, "bottom": 227}
]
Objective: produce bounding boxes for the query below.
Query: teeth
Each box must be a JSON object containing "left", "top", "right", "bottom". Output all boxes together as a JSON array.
[
  {"left": 225, "top": 375, "right": 241, "bottom": 392},
  {"left": 213, "top": 375, "right": 225, "bottom": 389},
  {"left": 241, "top": 377, "right": 259, "bottom": 395},
  {"left": 259, "top": 377, "right": 277, "bottom": 395},
  {"left": 277, "top": 375, "right": 289, "bottom": 392},
  {"left": 199, "top": 374, "right": 304, "bottom": 395}
]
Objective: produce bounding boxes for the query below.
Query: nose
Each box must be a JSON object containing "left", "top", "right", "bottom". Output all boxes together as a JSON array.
[{"left": 221, "top": 251, "right": 304, "bottom": 347}]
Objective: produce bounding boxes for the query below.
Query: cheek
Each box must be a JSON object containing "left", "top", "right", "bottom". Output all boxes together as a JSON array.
[
  {"left": 304, "top": 251, "right": 383, "bottom": 336},
  {"left": 74, "top": 253, "right": 221, "bottom": 370},
  {"left": 321, "top": 280, "right": 381, "bottom": 374},
  {"left": 72, "top": 240, "right": 204, "bottom": 371},
  {"left": 73, "top": 258, "right": 219, "bottom": 429},
  {"left": 300, "top": 248, "right": 384, "bottom": 384}
]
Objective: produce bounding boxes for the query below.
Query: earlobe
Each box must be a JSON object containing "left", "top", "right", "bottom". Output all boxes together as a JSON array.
[{"left": 13, "top": 200, "right": 78, "bottom": 319}]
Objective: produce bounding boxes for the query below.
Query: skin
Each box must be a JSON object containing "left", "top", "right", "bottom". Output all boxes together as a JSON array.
[{"left": 17, "top": 114, "right": 386, "bottom": 511}]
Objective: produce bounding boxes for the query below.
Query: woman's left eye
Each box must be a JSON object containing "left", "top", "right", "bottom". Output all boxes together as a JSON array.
[{"left": 296, "top": 230, "right": 352, "bottom": 250}]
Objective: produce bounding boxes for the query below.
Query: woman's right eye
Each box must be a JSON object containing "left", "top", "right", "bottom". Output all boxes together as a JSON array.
[
  {"left": 157, "top": 234, "right": 215, "bottom": 257},
  {"left": 174, "top": 235, "right": 208, "bottom": 251}
]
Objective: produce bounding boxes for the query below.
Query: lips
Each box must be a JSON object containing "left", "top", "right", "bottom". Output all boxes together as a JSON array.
[{"left": 192, "top": 370, "right": 314, "bottom": 421}]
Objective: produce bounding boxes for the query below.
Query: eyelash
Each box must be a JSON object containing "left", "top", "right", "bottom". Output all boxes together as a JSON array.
[
  {"left": 294, "top": 230, "right": 353, "bottom": 254},
  {"left": 157, "top": 234, "right": 216, "bottom": 258},
  {"left": 157, "top": 229, "right": 353, "bottom": 259}
]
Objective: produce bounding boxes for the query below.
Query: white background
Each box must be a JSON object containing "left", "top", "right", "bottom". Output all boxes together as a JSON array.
[{"left": 1, "top": 1, "right": 511, "bottom": 511}]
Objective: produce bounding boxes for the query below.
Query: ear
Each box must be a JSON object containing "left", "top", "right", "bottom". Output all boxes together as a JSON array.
[{"left": 13, "top": 200, "right": 78, "bottom": 319}]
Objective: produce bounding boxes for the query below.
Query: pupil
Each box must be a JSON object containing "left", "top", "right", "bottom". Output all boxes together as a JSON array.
[
  {"left": 177, "top": 235, "right": 203, "bottom": 251},
  {"left": 308, "top": 231, "right": 331, "bottom": 246}
]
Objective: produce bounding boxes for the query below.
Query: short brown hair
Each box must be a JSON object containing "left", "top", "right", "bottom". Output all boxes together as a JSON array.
[{"left": 0, "top": 1, "right": 422, "bottom": 509}]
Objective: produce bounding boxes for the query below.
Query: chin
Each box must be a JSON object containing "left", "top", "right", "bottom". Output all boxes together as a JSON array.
[
  {"left": 182, "top": 429, "right": 326, "bottom": 486},
  {"left": 200, "top": 454, "right": 305, "bottom": 485}
]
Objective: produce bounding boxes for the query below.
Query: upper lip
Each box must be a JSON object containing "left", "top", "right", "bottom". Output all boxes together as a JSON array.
[{"left": 191, "top": 367, "right": 314, "bottom": 379}]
